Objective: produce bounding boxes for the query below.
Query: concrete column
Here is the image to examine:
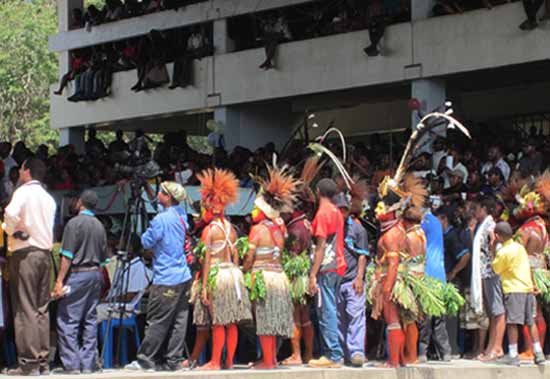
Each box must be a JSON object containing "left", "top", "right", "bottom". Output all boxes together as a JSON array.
[
  {"left": 214, "top": 102, "right": 296, "bottom": 152},
  {"left": 213, "top": 19, "right": 234, "bottom": 54},
  {"left": 411, "top": 79, "right": 447, "bottom": 152},
  {"left": 59, "top": 127, "right": 85, "bottom": 154},
  {"left": 214, "top": 107, "right": 241, "bottom": 150},
  {"left": 411, "top": 0, "right": 435, "bottom": 20},
  {"left": 57, "top": 0, "right": 83, "bottom": 74}
]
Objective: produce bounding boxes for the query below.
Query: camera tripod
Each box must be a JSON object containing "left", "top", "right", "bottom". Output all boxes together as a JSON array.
[
  {"left": 99, "top": 176, "right": 192, "bottom": 370},
  {"left": 99, "top": 177, "right": 150, "bottom": 369}
]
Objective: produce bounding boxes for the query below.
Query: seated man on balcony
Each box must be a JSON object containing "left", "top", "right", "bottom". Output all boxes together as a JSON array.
[
  {"left": 259, "top": 11, "right": 292, "bottom": 70},
  {"left": 70, "top": 8, "right": 85, "bottom": 30},
  {"left": 84, "top": 5, "right": 103, "bottom": 28},
  {"left": 103, "top": 0, "right": 124, "bottom": 23},
  {"left": 520, "top": 0, "right": 544, "bottom": 30},
  {"left": 170, "top": 27, "right": 212, "bottom": 89},
  {"left": 364, "top": 0, "right": 385, "bottom": 57},
  {"left": 131, "top": 30, "right": 170, "bottom": 92},
  {"left": 54, "top": 49, "right": 89, "bottom": 96}
]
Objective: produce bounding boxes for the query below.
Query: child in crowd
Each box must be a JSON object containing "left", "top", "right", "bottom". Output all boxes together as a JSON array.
[{"left": 492, "top": 222, "right": 545, "bottom": 366}]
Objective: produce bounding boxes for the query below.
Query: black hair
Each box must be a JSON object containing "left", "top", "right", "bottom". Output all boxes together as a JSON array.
[
  {"left": 494, "top": 221, "right": 513, "bottom": 239},
  {"left": 317, "top": 178, "right": 338, "bottom": 199},
  {"left": 80, "top": 190, "right": 98, "bottom": 210},
  {"left": 476, "top": 196, "right": 497, "bottom": 213},
  {"left": 22, "top": 158, "right": 46, "bottom": 182}
]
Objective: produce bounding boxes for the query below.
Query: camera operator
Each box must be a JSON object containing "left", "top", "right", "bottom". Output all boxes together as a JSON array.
[{"left": 126, "top": 181, "right": 191, "bottom": 372}]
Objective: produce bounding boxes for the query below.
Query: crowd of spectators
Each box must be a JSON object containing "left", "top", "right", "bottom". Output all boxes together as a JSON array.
[
  {"left": 1, "top": 119, "right": 550, "bottom": 369},
  {"left": 54, "top": 25, "right": 212, "bottom": 100},
  {"left": 54, "top": 0, "right": 545, "bottom": 102},
  {"left": 0, "top": 123, "right": 549, "bottom": 202}
]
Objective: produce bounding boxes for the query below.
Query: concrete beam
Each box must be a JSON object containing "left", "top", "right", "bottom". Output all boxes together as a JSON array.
[
  {"left": 213, "top": 23, "right": 412, "bottom": 106},
  {"left": 413, "top": 2, "right": 550, "bottom": 78},
  {"left": 48, "top": 0, "right": 318, "bottom": 53}
]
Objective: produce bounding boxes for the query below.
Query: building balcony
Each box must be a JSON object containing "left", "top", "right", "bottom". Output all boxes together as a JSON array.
[{"left": 50, "top": 1, "right": 549, "bottom": 129}]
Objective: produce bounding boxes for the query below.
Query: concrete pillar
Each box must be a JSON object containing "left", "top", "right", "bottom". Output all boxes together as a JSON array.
[
  {"left": 57, "top": 0, "right": 83, "bottom": 74},
  {"left": 59, "top": 127, "right": 85, "bottom": 154},
  {"left": 411, "top": 79, "right": 447, "bottom": 153},
  {"left": 214, "top": 103, "right": 296, "bottom": 152},
  {"left": 213, "top": 19, "right": 234, "bottom": 54},
  {"left": 411, "top": 0, "right": 435, "bottom": 20},
  {"left": 214, "top": 107, "right": 241, "bottom": 150}
]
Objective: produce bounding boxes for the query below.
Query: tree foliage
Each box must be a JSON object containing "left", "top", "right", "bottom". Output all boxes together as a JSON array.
[{"left": 0, "top": 0, "right": 58, "bottom": 150}]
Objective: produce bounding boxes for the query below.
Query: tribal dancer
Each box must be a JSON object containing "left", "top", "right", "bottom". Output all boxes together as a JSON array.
[
  {"left": 370, "top": 178, "right": 408, "bottom": 367},
  {"left": 281, "top": 208, "right": 313, "bottom": 365},
  {"left": 182, "top": 231, "right": 211, "bottom": 369},
  {"left": 402, "top": 176, "right": 427, "bottom": 364},
  {"left": 501, "top": 174, "right": 550, "bottom": 359},
  {"left": 197, "top": 169, "right": 252, "bottom": 370},
  {"left": 243, "top": 166, "right": 298, "bottom": 369},
  {"left": 370, "top": 108, "right": 470, "bottom": 367},
  {"left": 370, "top": 176, "right": 427, "bottom": 367},
  {"left": 281, "top": 157, "right": 320, "bottom": 366}
]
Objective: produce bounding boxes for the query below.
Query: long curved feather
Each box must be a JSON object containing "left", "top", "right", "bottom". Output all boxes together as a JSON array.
[
  {"left": 308, "top": 142, "right": 354, "bottom": 190},
  {"left": 394, "top": 111, "right": 470, "bottom": 185},
  {"left": 317, "top": 127, "right": 347, "bottom": 163}
]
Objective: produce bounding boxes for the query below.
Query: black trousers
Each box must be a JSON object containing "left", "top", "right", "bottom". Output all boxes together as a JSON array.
[
  {"left": 419, "top": 316, "right": 452, "bottom": 358},
  {"left": 8, "top": 250, "right": 51, "bottom": 370},
  {"left": 137, "top": 281, "right": 191, "bottom": 368},
  {"left": 523, "top": 0, "right": 544, "bottom": 21}
]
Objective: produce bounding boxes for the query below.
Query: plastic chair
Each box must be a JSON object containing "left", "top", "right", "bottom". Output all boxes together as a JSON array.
[
  {"left": 2, "top": 335, "right": 16, "bottom": 367},
  {"left": 99, "top": 302, "right": 141, "bottom": 369}
]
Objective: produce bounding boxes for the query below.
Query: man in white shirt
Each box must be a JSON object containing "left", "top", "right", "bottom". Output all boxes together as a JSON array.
[
  {"left": 481, "top": 145, "right": 510, "bottom": 182},
  {"left": 3, "top": 158, "right": 56, "bottom": 376}
]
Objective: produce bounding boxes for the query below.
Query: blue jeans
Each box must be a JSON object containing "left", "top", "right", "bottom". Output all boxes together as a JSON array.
[
  {"left": 316, "top": 272, "right": 343, "bottom": 362},
  {"left": 57, "top": 271, "right": 103, "bottom": 371},
  {"left": 337, "top": 281, "right": 366, "bottom": 360}
]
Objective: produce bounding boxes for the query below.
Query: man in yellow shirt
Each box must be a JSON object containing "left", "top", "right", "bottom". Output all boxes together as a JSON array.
[{"left": 492, "top": 222, "right": 545, "bottom": 366}]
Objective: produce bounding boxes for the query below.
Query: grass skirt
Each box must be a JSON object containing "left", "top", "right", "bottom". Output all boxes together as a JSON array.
[
  {"left": 254, "top": 270, "right": 295, "bottom": 338},
  {"left": 211, "top": 264, "right": 252, "bottom": 325},
  {"left": 190, "top": 279, "right": 211, "bottom": 326}
]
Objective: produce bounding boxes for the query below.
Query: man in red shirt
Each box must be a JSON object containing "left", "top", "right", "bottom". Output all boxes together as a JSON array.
[{"left": 308, "top": 178, "right": 346, "bottom": 368}]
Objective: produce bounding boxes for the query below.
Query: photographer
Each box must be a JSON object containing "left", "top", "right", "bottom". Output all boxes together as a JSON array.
[{"left": 126, "top": 181, "right": 191, "bottom": 371}]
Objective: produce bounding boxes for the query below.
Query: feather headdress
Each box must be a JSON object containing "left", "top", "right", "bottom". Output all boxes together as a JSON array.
[
  {"left": 197, "top": 168, "right": 239, "bottom": 214},
  {"left": 308, "top": 128, "right": 354, "bottom": 191},
  {"left": 376, "top": 106, "right": 470, "bottom": 218},
  {"left": 254, "top": 165, "right": 300, "bottom": 219},
  {"left": 499, "top": 175, "right": 544, "bottom": 221},
  {"left": 535, "top": 170, "right": 550, "bottom": 206},
  {"left": 295, "top": 155, "right": 323, "bottom": 205}
]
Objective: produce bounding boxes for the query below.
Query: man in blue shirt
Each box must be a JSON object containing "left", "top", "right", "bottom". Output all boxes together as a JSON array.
[
  {"left": 334, "top": 194, "right": 369, "bottom": 367},
  {"left": 126, "top": 181, "right": 191, "bottom": 371},
  {"left": 419, "top": 210, "right": 452, "bottom": 362}
]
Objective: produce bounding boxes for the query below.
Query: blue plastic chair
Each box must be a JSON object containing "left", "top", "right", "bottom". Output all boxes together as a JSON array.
[
  {"left": 2, "top": 335, "right": 16, "bottom": 367},
  {"left": 99, "top": 302, "right": 141, "bottom": 369}
]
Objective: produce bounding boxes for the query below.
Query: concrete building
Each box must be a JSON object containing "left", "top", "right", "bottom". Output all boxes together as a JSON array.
[{"left": 49, "top": 0, "right": 550, "bottom": 152}]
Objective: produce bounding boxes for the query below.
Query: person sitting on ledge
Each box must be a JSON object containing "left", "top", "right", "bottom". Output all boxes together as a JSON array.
[{"left": 54, "top": 50, "right": 88, "bottom": 96}]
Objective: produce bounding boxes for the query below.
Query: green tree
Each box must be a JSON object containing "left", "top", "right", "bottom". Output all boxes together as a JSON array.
[{"left": 0, "top": 0, "right": 58, "bottom": 151}]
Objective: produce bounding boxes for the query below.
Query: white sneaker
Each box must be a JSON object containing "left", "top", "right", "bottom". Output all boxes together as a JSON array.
[{"left": 124, "top": 361, "right": 154, "bottom": 372}]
